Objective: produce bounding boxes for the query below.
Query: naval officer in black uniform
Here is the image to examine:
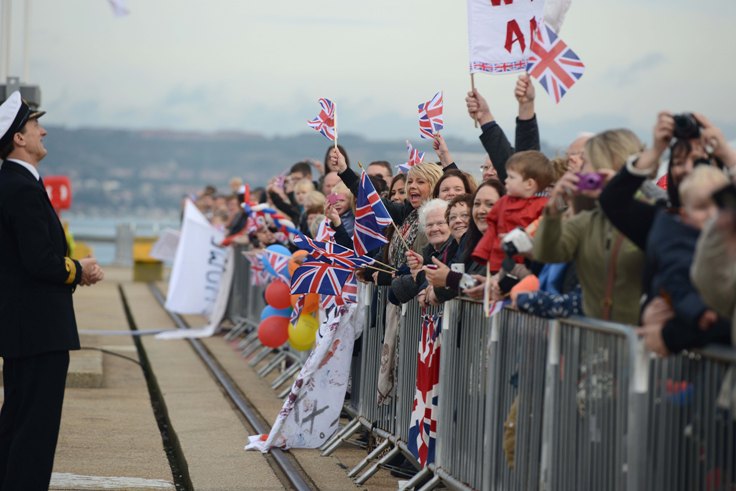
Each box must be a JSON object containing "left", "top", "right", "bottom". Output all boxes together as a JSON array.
[{"left": 0, "top": 91, "right": 104, "bottom": 490}]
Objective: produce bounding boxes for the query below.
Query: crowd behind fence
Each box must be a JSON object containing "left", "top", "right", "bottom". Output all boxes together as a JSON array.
[{"left": 221, "top": 249, "right": 736, "bottom": 491}]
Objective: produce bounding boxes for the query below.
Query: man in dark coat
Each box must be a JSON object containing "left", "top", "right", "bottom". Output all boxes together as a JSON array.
[{"left": 0, "top": 91, "right": 104, "bottom": 490}]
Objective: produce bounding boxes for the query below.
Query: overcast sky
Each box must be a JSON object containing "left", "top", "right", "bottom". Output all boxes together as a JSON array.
[{"left": 4, "top": 0, "right": 735, "bottom": 150}]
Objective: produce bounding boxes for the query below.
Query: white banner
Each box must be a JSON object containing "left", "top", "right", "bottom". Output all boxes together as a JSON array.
[
  {"left": 164, "top": 200, "right": 226, "bottom": 315},
  {"left": 245, "top": 296, "right": 367, "bottom": 452},
  {"left": 467, "top": 0, "right": 545, "bottom": 74},
  {"left": 157, "top": 247, "right": 234, "bottom": 339}
]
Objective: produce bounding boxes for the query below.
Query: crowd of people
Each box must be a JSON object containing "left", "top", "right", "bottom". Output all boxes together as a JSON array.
[
  {"left": 190, "top": 74, "right": 736, "bottom": 360},
  {"left": 201, "top": 75, "right": 735, "bottom": 364},
  {"left": 178, "top": 75, "right": 736, "bottom": 479}
]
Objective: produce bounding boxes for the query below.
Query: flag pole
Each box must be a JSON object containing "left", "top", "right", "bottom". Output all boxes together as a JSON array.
[
  {"left": 470, "top": 73, "right": 479, "bottom": 129},
  {"left": 333, "top": 101, "right": 338, "bottom": 153}
]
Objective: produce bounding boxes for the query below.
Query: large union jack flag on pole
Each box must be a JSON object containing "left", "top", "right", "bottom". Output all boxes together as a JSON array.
[
  {"left": 526, "top": 22, "right": 585, "bottom": 104},
  {"left": 307, "top": 98, "right": 337, "bottom": 141},
  {"left": 353, "top": 171, "right": 392, "bottom": 256},
  {"left": 418, "top": 91, "right": 444, "bottom": 140},
  {"left": 397, "top": 140, "right": 425, "bottom": 174},
  {"left": 407, "top": 311, "right": 442, "bottom": 467}
]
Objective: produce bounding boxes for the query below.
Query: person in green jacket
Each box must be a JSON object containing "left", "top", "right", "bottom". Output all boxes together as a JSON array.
[{"left": 533, "top": 129, "right": 645, "bottom": 325}]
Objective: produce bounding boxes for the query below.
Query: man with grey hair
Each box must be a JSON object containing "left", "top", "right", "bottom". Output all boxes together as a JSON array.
[{"left": 565, "top": 132, "right": 594, "bottom": 172}]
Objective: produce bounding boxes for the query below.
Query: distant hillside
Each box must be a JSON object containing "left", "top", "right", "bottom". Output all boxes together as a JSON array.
[{"left": 39, "top": 126, "right": 555, "bottom": 216}]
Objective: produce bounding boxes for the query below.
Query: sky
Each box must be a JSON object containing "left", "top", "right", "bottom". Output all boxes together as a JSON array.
[{"left": 4, "top": 0, "right": 736, "bottom": 151}]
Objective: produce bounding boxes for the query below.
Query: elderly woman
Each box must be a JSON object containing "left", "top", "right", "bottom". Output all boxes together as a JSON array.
[
  {"left": 533, "top": 129, "right": 645, "bottom": 325},
  {"left": 390, "top": 198, "right": 453, "bottom": 304},
  {"left": 425, "top": 180, "right": 507, "bottom": 302}
]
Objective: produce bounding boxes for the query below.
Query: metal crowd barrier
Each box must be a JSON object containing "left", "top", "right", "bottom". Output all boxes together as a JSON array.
[
  {"left": 644, "top": 345, "right": 736, "bottom": 491},
  {"left": 216, "top": 253, "right": 736, "bottom": 491}
]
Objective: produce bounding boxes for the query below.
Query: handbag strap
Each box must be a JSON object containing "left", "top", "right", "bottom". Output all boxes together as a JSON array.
[{"left": 602, "top": 234, "right": 625, "bottom": 320}]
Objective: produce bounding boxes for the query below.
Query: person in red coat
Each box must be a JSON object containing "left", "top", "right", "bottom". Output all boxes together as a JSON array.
[{"left": 472, "top": 150, "right": 554, "bottom": 272}]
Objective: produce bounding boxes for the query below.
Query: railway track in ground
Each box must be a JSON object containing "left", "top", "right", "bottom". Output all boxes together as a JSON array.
[{"left": 145, "top": 282, "right": 317, "bottom": 491}]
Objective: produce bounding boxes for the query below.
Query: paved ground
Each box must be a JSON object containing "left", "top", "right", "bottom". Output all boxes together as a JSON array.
[{"left": 0, "top": 267, "right": 405, "bottom": 490}]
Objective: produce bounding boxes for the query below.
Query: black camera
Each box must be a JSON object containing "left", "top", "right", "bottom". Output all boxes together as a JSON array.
[{"left": 672, "top": 113, "right": 701, "bottom": 140}]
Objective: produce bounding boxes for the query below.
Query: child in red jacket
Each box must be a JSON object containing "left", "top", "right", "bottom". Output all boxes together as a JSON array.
[{"left": 472, "top": 150, "right": 554, "bottom": 272}]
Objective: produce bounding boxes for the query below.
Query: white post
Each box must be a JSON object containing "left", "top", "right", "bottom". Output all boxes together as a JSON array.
[
  {"left": 23, "top": 0, "right": 30, "bottom": 82},
  {"left": 1, "top": 0, "right": 12, "bottom": 82}
]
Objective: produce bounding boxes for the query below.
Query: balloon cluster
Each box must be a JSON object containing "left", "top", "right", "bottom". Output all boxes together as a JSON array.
[{"left": 256, "top": 245, "right": 319, "bottom": 351}]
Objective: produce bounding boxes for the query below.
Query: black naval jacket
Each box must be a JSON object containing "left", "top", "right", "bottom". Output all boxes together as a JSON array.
[{"left": 0, "top": 160, "right": 83, "bottom": 358}]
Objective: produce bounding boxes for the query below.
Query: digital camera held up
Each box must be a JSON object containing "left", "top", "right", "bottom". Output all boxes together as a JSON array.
[
  {"left": 672, "top": 113, "right": 701, "bottom": 140},
  {"left": 575, "top": 172, "right": 605, "bottom": 192}
]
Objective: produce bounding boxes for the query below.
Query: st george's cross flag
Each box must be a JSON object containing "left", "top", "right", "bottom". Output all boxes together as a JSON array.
[
  {"left": 398, "top": 140, "right": 425, "bottom": 174},
  {"left": 353, "top": 171, "right": 392, "bottom": 256},
  {"left": 407, "top": 311, "right": 442, "bottom": 467},
  {"left": 418, "top": 92, "right": 444, "bottom": 140},
  {"left": 307, "top": 98, "right": 337, "bottom": 141},
  {"left": 526, "top": 22, "right": 585, "bottom": 103}
]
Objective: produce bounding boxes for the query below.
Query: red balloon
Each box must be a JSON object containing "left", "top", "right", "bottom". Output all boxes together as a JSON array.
[
  {"left": 258, "top": 316, "right": 289, "bottom": 348},
  {"left": 265, "top": 280, "right": 291, "bottom": 310}
]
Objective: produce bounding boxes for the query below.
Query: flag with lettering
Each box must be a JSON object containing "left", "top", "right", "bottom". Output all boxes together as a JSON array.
[
  {"left": 467, "top": 0, "right": 544, "bottom": 74},
  {"left": 245, "top": 303, "right": 365, "bottom": 452},
  {"left": 418, "top": 92, "right": 444, "bottom": 140},
  {"left": 353, "top": 171, "right": 392, "bottom": 256},
  {"left": 526, "top": 22, "right": 585, "bottom": 103},
  {"left": 407, "top": 311, "right": 442, "bottom": 467},
  {"left": 307, "top": 98, "right": 337, "bottom": 141},
  {"left": 398, "top": 140, "right": 425, "bottom": 174}
]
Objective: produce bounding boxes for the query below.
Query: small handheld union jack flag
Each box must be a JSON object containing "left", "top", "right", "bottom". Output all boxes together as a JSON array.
[
  {"left": 398, "top": 140, "right": 425, "bottom": 174},
  {"left": 293, "top": 232, "right": 375, "bottom": 270},
  {"left": 526, "top": 22, "right": 585, "bottom": 104},
  {"left": 418, "top": 91, "right": 444, "bottom": 140},
  {"left": 290, "top": 260, "right": 353, "bottom": 296},
  {"left": 307, "top": 98, "right": 337, "bottom": 141},
  {"left": 353, "top": 170, "right": 392, "bottom": 256}
]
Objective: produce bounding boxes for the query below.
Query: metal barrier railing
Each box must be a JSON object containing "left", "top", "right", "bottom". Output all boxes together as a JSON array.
[
  {"left": 644, "top": 345, "right": 736, "bottom": 491},
  {"left": 213, "top": 249, "right": 736, "bottom": 491},
  {"left": 434, "top": 299, "right": 489, "bottom": 490},
  {"left": 540, "top": 316, "right": 645, "bottom": 491}
]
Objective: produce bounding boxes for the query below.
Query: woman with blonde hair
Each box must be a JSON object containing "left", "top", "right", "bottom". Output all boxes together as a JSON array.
[{"left": 533, "top": 129, "right": 646, "bottom": 324}]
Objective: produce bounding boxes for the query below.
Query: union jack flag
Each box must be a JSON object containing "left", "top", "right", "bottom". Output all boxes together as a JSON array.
[
  {"left": 261, "top": 249, "right": 291, "bottom": 282},
  {"left": 307, "top": 98, "right": 337, "bottom": 141},
  {"left": 397, "top": 140, "right": 425, "bottom": 174},
  {"left": 290, "top": 295, "right": 305, "bottom": 326},
  {"left": 418, "top": 91, "right": 444, "bottom": 140},
  {"left": 320, "top": 273, "right": 358, "bottom": 311},
  {"left": 353, "top": 171, "right": 392, "bottom": 256},
  {"left": 407, "top": 311, "right": 442, "bottom": 467},
  {"left": 290, "top": 260, "right": 353, "bottom": 296},
  {"left": 526, "top": 22, "right": 585, "bottom": 104},
  {"left": 315, "top": 218, "right": 335, "bottom": 242},
  {"left": 246, "top": 253, "right": 270, "bottom": 286},
  {"left": 293, "top": 233, "right": 375, "bottom": 269}
]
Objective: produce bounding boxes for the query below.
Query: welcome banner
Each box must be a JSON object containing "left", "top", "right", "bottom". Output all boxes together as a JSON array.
[
  {"left": 467, "top": 0, "right": 545, "bottom": 74},
  {"left": 165, "top": 200, "right": 226, "bottom": 315}
]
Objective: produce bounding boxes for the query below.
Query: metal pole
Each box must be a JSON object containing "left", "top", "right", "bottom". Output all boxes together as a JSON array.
[
  {"left": 22, "top": 0, "right": 29, "bottom": 81},
  {"left": 2, "top": 0, "right": 12, "bottom": 82}
]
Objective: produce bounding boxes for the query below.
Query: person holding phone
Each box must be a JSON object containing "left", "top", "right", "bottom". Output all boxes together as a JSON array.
[{"left": 533, "top": 129, "right": 645, "bottom": 324}]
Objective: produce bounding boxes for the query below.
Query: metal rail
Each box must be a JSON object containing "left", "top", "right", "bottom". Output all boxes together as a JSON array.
[{"left": 148, "top": 283, "right": 315, "bottom": 491}]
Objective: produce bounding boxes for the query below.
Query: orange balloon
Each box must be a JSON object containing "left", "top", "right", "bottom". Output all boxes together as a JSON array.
[
  {"left": 290, "top": 293, "right": 319, "bottom": 314},
  {"left": 288, "top": 250, "right": 309, "bottom": 276}
]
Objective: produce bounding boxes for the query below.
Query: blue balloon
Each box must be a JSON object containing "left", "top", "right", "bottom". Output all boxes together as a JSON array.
[
  {"left": 261, "top": 305, "right": 293, "bottom": 320},
  {"left": 266, "top": 244, "right": 291, "bottom": 256}
]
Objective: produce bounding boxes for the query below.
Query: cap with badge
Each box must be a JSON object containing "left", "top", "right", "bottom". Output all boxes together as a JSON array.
[{"left": 0, "top": 91, "right": 46, "bottom": 150}]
